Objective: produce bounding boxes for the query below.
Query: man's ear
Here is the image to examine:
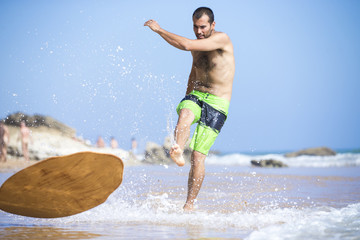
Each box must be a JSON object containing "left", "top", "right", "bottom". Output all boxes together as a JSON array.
[{"left": 211, "top": 21, "right": 216, "bottom": 30}]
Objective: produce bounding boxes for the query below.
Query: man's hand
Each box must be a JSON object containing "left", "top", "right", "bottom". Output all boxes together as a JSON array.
[{"left": 144, "top": 19, "right": 161, "bottom": 32}]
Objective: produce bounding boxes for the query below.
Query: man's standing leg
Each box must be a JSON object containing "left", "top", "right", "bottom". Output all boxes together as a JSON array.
[{"left": 184, "top": 150, "right": 206, "bottom": 211}]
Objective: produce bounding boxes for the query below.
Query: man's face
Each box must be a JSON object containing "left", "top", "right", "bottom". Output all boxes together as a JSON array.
[{"left": 193, "top": 15, "right": 215, "bottom": 39}]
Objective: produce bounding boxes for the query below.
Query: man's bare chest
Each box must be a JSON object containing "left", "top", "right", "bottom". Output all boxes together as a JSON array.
[{"left": 193, "top": 50, "right": 223, "bottom": 72}]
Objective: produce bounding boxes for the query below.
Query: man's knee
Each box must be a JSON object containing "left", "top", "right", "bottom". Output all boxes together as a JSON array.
[{"left": 191, "top": 150, "right": 206, "bottom": 164}]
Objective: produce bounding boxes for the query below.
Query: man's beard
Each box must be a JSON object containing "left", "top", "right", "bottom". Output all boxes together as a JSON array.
[{"left": 197, "top": 30, "right": 212, "bottom": 39}]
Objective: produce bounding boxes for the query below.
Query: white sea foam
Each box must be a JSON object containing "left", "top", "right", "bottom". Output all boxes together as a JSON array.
[
  {"left": 207, "top": 153, "right": 360, "bottom": 167},
  {"left": 19, "top": 192, "right": 359, "bottom": 239},
  {"left": 246, "top": 203, "right": 360, "bottom": 240}
]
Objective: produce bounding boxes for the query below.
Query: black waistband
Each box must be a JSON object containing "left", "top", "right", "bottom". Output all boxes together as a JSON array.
[
  {"left": 181, "top": 94, "right": 227, "bottom": 133},
  {"left": 183, "top": 94, "right": 202, "bottom": 107}
]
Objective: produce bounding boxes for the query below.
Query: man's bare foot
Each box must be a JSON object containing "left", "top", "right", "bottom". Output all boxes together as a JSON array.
[
  {"left": 183, "top": 202, "right": 194, "bottom": 212},
  {"left": 170, "top": 144, "right": 185, "bottom": 166}
]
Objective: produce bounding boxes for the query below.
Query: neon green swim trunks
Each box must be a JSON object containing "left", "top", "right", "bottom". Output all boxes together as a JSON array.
[{"left": 176, "top": 90, "right": 230, "bottom": 155}]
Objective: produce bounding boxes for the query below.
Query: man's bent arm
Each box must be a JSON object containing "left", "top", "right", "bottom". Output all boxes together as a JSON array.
[
  {"left": 157, "top": 28, "right": 192, "bottom": 51},
  {"left": 144, "top": 19, "right": 228, "bottom": 52}
]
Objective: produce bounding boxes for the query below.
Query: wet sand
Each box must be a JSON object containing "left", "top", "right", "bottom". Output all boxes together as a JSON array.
[{"left": 0, "top": 157, "right": 37, "bottom": 173}]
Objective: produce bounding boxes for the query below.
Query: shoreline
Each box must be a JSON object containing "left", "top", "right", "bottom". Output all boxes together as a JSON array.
[{"left": 0, "top": 156, "right": 37, "bottom": 173}]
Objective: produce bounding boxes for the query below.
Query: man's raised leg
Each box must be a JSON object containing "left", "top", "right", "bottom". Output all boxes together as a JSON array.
[
  {"left": 183, "top": 150, "right": 206, "bottom": 211},
  {"left": 170, "top": 108, "right": 194, "bottom": 166}
]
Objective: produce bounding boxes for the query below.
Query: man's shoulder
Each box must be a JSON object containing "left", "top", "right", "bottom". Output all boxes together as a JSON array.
[
  {"left": 212, "top": 32, "right": 233, "bottom": 53},
  {"left": 213, "top": 31, "right": 230, "bottom": 39},
  {"left": 211, "top": 32, "right": 232, "bottom": 48}
]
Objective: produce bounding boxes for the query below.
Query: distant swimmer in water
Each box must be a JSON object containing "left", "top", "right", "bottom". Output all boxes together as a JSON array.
[
  {"left": 130, "top": 137, "right": 138, "bottom": 154},
  {"left": 145, "top": 7, "right": 235, "bottom": 211},
  {"left": 96, "top": 136, "right": 105, "bottom": 148},
  {"left": 0, "top": 122, "right": 10, "bottom": 162},
  {"left": 110, "top": 137, "right": 119, "bottom": 149}
]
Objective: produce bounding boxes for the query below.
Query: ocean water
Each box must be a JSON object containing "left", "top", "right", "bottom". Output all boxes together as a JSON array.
[{"left": 1, "top": 153, "right": 360, "bottom": 239}]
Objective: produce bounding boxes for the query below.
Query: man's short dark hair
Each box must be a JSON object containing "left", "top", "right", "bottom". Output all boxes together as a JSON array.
[{"left": 193, "top": 7, "right": 214, "bottom": 24}]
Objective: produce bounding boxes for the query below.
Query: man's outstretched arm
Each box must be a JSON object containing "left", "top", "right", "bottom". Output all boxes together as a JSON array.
[
  {"left": 144, "top": 19, "right": 228, "bottom": 52},
  {"left": 144, "top": 19, "right": 189, "bottom": 50}
]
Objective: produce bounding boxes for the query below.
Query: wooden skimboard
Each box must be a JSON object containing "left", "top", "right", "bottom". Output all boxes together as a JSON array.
[{"left": 0, "top": 151, "right": 124, "bottom": 218}]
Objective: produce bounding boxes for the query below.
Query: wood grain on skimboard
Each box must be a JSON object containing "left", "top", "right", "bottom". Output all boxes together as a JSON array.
[{"left": 0, "top": 151, "right": 124, "bottom": 218}]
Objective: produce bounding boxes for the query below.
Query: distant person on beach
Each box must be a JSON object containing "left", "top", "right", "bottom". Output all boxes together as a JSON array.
[
  {"left": 130, "top": 137, "right": 138, "bottom": 154},
  {"left": 96, "top": 136, "right": 105, "bottom": 148},
  {"left": 0, "top": 122, "right": 10, "bottom": 162},
  {"left": 19, "top": 121, "right": 31, "bottom": 161},
  {"left": 110, "top": 137, "right": 118, "bottom": 149},
  {"left": 145, "top": 7, "right": 235, "bottom": 211}
]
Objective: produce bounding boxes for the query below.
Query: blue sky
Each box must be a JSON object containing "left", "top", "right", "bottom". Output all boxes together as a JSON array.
[{"left": 1, "top": 0, "right": 359, "bottom": 153}]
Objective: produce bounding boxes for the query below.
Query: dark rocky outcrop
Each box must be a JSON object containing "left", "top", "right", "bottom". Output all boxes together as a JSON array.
[
  {"left": 251, "top": 159, "right": 288, "bottom": 168},
  {"left": 1, "top": 112, "right": 130, "bottom": 162},
  {"left": 285, "top": 147, "right": 336, "bottom": 158},
  {"left": 3, "top": 112, "right": 75, "bottom": 137}
]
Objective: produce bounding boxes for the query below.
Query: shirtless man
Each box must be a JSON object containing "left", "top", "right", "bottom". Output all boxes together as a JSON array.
[
  {"left": 19, "top": 121, "right": 31, "bottom": 161},
  {"left": 145, "top": 7, "right": 235, "bottom": 211},
  {"left": 0, "top": 122, "right": 10, "bottom": 162}
]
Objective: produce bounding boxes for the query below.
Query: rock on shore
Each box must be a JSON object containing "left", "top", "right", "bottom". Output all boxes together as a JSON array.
[
  {"left": 285, "top": 147, "right": 336, "bottom": 158},
  {"left": 251, "top": 159, "right": 288, "bottom": 168},
  {"left": 4, "top": 112, "right": 76, "bottom": 137},
  {"left": 1, "top": 113, "right": 136, "bottom": 166}
]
